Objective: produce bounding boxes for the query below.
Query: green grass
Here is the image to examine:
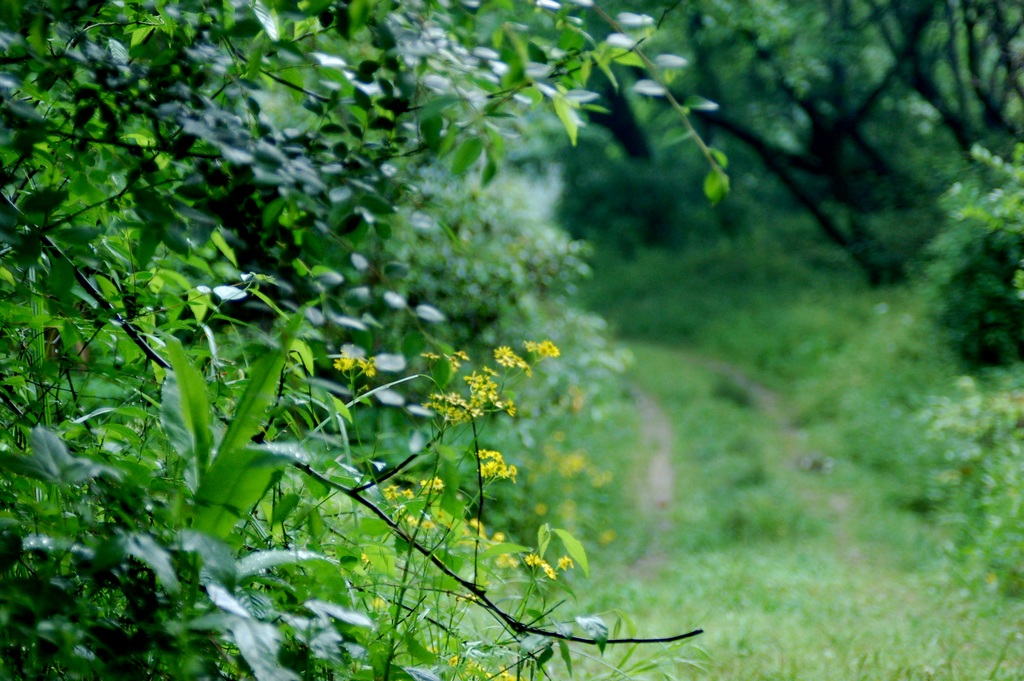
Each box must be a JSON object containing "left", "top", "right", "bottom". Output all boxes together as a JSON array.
[{"left": 568, "top": 239, "right": 1024, "bottom": 680}]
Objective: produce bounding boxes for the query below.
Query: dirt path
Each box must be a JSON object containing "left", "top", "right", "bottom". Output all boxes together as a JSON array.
[{"left": 632, "top": 352, "right": 857, "bottom": 566}]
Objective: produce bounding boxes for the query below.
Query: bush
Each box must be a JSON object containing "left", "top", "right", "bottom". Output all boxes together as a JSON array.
[
  {"left": 926, "top": 376, "right": 1024, "bottom": 595},
  {"left": 926, "top": 145, "right": 1024, "bottom": 366}
]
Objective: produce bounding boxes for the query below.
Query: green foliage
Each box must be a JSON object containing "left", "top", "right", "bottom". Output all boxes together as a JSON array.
[
  {"left": 926, "top": 145, "right": 1024, "bottom": 366},
  {"left": 0, "top": 1, "right": 712, "bottom": 679},
  {"left": 926, "top": 376, "right": 1024, "bottom": 596},
  {"left": 558, "top": 140, "right": 713, "bottom": 249}
]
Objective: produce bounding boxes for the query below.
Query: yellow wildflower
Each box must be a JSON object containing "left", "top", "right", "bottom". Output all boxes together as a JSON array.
[
  {"left": 524, "top": 340, "right": 560, "bottom": 358},
  {"left": 382, "top": 485, "right": 402, "bottom": 502},
  {"left": 495, "top": 553, "right": 519, "bottom": 569},
  {"left": 494, "top": 346, "right": 531, "bottom": 375},
  {"left": 478, "top": 449, "right": 518, "bottom": 482},
  {"left": 447, "top": 350, "right": 470, "bottom": 371},
  {"left": 557, "top": 555, "right": 574, "bottom": 571},
  {"left": 598, "top": 529, "right": 617, "bottom": 546},
  {"left": 420, "top": 477, "right": 445, "bottom": 493},
  {"left": 534, "top": 502, "right": 548, "bottom": 516},
  {"left": 558, "top": 452, "right": 587, "bottom": 478},
  {"left": 492, "top": 532, "right": 506, "bottom": 542},
  {"left": 333, "top": 352, "right": 376, "bottom": 377},
  {"left": 334, "top": 356, "right": 357, "bottom": 371},
  {"left": 524, "top": 553, "right": 557, "bottom": 579}
]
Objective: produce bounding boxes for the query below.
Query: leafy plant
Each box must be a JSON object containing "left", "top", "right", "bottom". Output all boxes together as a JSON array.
[
  {"left": 927, "top": 144, "right": 1024, "bottom": 366},
  {"left": 0, "top": 1, "right": 717, "bottom": 678}
]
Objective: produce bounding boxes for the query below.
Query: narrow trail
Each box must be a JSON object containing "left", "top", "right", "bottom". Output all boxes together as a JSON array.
[{"left": 630, "top": 350, "right": 859, "bottom": 572}]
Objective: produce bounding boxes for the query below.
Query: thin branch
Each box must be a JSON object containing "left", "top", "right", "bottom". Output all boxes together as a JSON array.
[
  {"left": 293, "top": 461, "right": 704, "bottom": 647},
  {"left": 39, "top": 235, "right": 170, "bottom": 369}
]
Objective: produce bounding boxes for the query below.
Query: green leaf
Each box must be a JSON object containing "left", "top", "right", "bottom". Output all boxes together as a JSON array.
[
  {"left": 575, "top": 615, "right": 608, "bottom": 654},
  {"left": 552, "top": 528, "right": 589, "bottom": 578},
  {"left": 480, "top": 542, "right": 532, "bottom": 558},
  {"left": 0, "top": 427, "right": 121, "bottom": 485},
  {"left": 251, "top": 0, "right": 279, "bottom": 41},
  {"left": 229, "top": 618, "right": 300, "bottom": 681},
  {"left": 181, "top": 530, "right": 238, "bottom": 587},
  {"left": 305, "top": 600, "right": 375, "bottom": 628},
  {"left": 161, "top": 337, "right": 213, "bottom": 490},
  {"left": 553, "top": 95, "right": 579, "bottom": 146},
  {"left": 451, "top": 137, "right": 484, "bottom": 174},
  {"left": 558, "top": 640, "right": 573, "bottom": 677},
  {"left": 236, "top": 549, "right": 336, "bottom": 579},
  {"left": 192, "top": 314, "right": 304, "bottom": 538},
  {"left": 537, "top": 523, "right": 551, "bottom": 558},
  {"left": 270, "top": 492, "right": 301, "bottom": 526},
  {"left": 402, "top": 667, "right": 442, "bottom": 681},
  {"left": 703, "top": 168, "right": 730, "bottom": 206},
  {"left": 684, "top": 95, "right": 719, "bottom": 111},
  {"left": 124, "top": 533, "right": 180, "bottom": 594}
]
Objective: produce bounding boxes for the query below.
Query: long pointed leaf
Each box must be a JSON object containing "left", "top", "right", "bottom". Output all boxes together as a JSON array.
[
  {"left": 161, "top": 337, "right": 212, "bottom": 489},
  {"left": 193, "top": 314, "right": 303, "bottom": 538}
]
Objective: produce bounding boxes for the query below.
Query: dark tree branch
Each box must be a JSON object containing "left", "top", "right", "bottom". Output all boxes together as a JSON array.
[
  {"left": 293, "top": 461, "right": 704, "bottom": 647},
  {"left": 39, "top": 235, "right": 170, "bottom": 370}
]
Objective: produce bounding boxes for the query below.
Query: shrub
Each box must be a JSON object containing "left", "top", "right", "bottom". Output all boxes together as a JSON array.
[
  {"left": 926, "top": 145, "right": 1024, "bottom": 366},
  {"left": 926, "top": 376, "right": 1024, "bottom": 595}
]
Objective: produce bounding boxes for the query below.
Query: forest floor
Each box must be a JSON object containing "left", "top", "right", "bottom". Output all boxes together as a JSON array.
[{"left": 582, "top": 342, "right": 1024, "bottom": 681}]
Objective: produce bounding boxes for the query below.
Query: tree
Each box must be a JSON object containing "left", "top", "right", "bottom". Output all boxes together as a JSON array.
[{"left": 575, "top": 0, "right": 1021, "bottom": 284}]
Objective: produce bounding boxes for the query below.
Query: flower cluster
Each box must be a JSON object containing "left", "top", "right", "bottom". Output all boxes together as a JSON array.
[
  {"left": 524, "top": 339, "right": 560, "bottom": 358},
  {"left": 478, "top": 449, "right": 517, "bottom": 482},
  {"left": 333, "top": 352, "right": 376, "bottom": 377},
  {"left": 494, "top": 346, "right": 530, "bottom": 375},
  {"left": 419, "top": 477, "right": 445, "bottom": 493},
  {"left": 427, "top": 367, "right": 514, "bottom": 424},
  {"left": 423, "top": 341, "right": 559, "bottom": 425},
  {"left": 524, "top": 553, "right": 557, "bottom": 580}
]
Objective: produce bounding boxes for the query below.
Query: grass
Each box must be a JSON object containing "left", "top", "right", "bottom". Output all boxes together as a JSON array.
[{"left": 568, "top": 237, "right": 1024, "bottom": 680}]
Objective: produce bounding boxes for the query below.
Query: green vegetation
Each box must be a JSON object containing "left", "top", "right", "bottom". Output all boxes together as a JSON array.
[
  {"left": 575, "top": 234, "right": 1024, "bottom": 679},
  {"left": 0, "top": 1, "right": 714, "bottom": 679},
  {"left": 2, "top": 0, "right": 1024, "bottom": 680}
]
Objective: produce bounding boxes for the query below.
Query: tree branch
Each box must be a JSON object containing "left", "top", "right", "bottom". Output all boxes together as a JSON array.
[{"left": 293, "top": 461, "right": 704, "bottom": 647}]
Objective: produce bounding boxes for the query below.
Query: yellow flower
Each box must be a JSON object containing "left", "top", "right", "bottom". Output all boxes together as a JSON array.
[
  {"left": 557, "top": 555, "right": 574, "bottom": 571},
  {"left": 534, "top": 502, "right": 548, "bottom": 516},
  {"left": 334, "top": 356, "right": 357, "bottom": 371},
  {"left": 333, "top": 352, "right": 376, "bottom": 377},
  {"left": 598, "top": 529, "right": 617, "bottom": 546},
  {"left": 494, "top": 346, "right": 531, "bottom": 375},
  {"left": 524, "top": 340, "right": 560, "bottom": 358},
  {"left": 419, "top": 477, "right": 445, "bottom": 493},
  {"left": 524, "top": 553, "right": 557, "bottom": 580},
  {"left": 495, "top": 553, "right": 519, "bottom": 569},
  {"left": 478, "top": 449, "right": 518, "bottom": 482},
  {"left": 558, "top": 452, "right": 587, "bottom": 478}
]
